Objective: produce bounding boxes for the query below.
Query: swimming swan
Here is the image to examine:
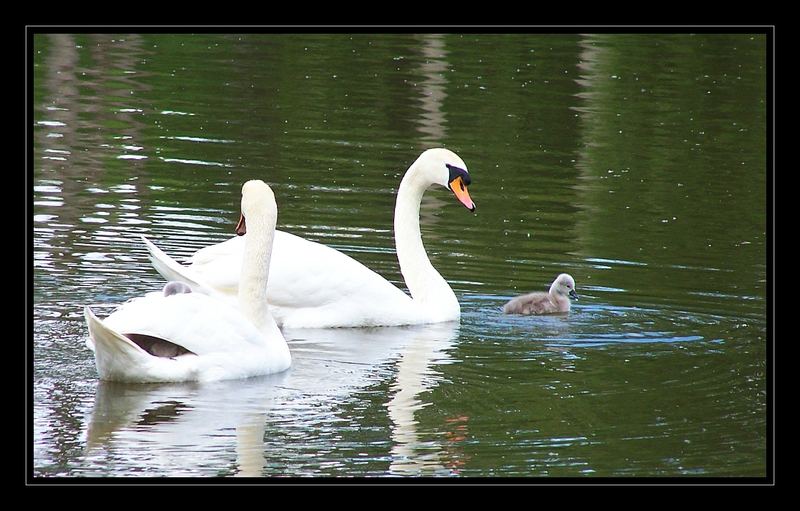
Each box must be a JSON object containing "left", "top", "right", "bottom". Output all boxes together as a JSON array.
[
  {"left": 84, "top": 180, "right": 291, "bottom": 382},
  {"left": 502, "top": 273, "right": 579, "bottom": 315},
  {"left": 142, "top": 148, "right": 476, "bottom": 328}
]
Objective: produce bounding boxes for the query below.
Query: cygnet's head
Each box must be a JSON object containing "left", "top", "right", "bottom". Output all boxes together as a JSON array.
[
  {"left": 551, "top": 273, "right": 579, "bottom": 300},
  {"left": 236, "top": 180, "right": 277, "bottom": 236},
  {"left": 413, "top": 148, "right": 476, "bottom": 212},
  {"left": 162, "top": 281, "right": 192, "bottom": 297}
]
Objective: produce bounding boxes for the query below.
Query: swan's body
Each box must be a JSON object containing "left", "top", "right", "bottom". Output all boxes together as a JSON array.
[
  {"left": 143, "top": 148, "right": 476, "bottom": 328},
  {"left": 85, "top": 180, "right": 291, "bottom": 383},
  {"left": 502, "top": 273, "right": 579, "bottom": 315}
]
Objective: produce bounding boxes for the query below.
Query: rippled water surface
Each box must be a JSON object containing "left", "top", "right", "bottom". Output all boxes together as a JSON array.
[{"left": 31, "top": 33, "right": 769, "bottom": 478}]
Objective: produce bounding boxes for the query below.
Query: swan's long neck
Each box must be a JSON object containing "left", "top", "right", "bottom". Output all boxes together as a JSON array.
[
  {"left": 394, "top": 164, "right": 459, "bottom": 313},
  {"left": 238, "top": 211, "right": 279, "bottom": 337}
]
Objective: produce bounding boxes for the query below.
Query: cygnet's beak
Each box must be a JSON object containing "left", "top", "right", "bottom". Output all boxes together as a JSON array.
[
  {"left": 569, "top": 289, "right": 579, "bottom": 300},
  {"left": 235, "top": 214, "right": 247, "bottom": 236},
  {"left": 449, "top": 176, "right": 476, "bottom": 212}
]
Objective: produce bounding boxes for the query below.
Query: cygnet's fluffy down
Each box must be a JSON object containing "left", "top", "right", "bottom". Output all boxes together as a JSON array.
[{"left": 503, "top": 273, "right": 578, "bottom": 315}]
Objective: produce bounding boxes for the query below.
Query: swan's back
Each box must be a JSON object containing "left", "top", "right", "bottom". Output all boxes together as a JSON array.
[{"left": 104, "top": 292, "right": 263, "bottom": 353}]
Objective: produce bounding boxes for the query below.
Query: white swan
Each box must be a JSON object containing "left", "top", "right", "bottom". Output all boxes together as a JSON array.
[
  {"left": 143, "top": 148, "right": 476, "bottom": 328},
  {"left": 84, "top": 180, "right": 291, "bottom": 382}
]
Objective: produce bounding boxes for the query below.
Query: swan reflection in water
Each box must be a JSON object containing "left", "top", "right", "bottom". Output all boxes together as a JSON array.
[
  {"left": 86, "top": 375, "right": 287, "bottom": 477},
  {"left": 384, "top": 321, "right": 464, "bottom": 476},
  {"left": 84, "top": 320, "right": 460, "bottom": 477}
]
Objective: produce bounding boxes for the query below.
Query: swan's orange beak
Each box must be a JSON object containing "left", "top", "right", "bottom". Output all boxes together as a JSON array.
[
  {"left": 449, "top": 176, "right": 476, "bottom": 212},
  {"left": 235, "top": 214, "right": 246, "bottom": 236}
]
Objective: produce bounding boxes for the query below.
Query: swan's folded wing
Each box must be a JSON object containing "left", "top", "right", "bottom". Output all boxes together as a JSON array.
[
  {"left": 103, "top": 293, "right": 264, "bottom": 356},
  {"left": 188, "top": 235, "right": 243, "bottom": 266},
  {"left": 185, "top": 236, "right": 244, "bottom": 296},
  {"left": 185, "top": 233, "right": 276, "bottom": 301},
  {"left": 267, "top": 230, "right": 412, "bottom": 310},
  {"left": 141, "top": 235, "right": 238, "bottom": 298}
]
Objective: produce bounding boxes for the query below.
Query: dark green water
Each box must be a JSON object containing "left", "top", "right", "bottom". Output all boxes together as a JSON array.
[{"left": 32, "top": 33, "right": 768, "bottom": 478}]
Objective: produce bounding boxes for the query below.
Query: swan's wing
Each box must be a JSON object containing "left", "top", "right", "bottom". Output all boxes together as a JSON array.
[
  {"left": 102, "top": 292, "right": 264, "bottom": 356},
  {"left": 267, "top": 230, "right": 412, "bottom": 309},
  {"left": 185, "top": 236, "right": 243, "bottom": 296},
  {"left": 141, "top": 235, "right": 238, "bottom": 298},
  {"left": 188, "top": 235, "right": 243, "bottom": 266},
  {"left": 87, "top": 298, "right": 290, "bottom": 382}
]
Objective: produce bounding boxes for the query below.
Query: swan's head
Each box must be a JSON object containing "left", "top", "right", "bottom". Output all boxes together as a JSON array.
[
  {"left": 551, "top": 273, "right": 579, "bottom": 300},
  {"left": 236, "top": 180, "right": 277, "bottom": 236},
  {"left": 414, "top": 148, "right": 476, "bottom": 212}
]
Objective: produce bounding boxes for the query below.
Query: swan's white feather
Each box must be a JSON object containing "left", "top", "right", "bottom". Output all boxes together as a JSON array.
[
  {"left": 147, "top": 231, "right": 421, "bottom": 328},
  {"left": 85, "top": 298, "right": 290, "bottom": 383}
]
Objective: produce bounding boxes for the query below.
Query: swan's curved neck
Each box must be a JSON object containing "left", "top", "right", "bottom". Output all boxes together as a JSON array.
[
  {"left": 394, "top": 164, "right": 458, "bottom": 312},
  {"left": 238, "top": 212, "right": 279, "bottom": 337}
]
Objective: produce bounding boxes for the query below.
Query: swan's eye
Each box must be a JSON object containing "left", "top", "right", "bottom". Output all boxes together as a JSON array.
[{"left": 446, "top": 163, "right": 471, "bottom": 186}]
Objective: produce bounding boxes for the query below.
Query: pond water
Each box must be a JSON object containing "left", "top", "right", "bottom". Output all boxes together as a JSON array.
[{"left": 31, "top": 32, "right": 769, "bottom": 478}]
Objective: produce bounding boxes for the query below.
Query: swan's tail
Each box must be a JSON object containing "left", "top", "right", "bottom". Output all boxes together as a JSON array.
[
  {"left": 84, "top": 306, "right": 147, "bottom": 379},
  {"left": 140, "top": 235, "right": 208, "bottom": 293}
]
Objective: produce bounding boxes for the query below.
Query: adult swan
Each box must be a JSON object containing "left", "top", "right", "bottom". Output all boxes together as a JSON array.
[
  {"left": 143, "top": 148, "right": 476, "bottom": 328},
  {"left": 84, "top": 180, "right": 291, "bottom": 382}
]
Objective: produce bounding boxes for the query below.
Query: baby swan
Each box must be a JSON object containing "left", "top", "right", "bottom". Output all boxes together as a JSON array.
[{"left": 503, "top": 273, "right": 579, "bottom": 315}]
